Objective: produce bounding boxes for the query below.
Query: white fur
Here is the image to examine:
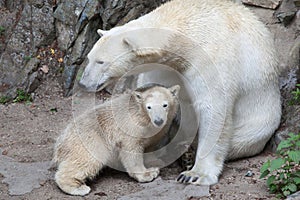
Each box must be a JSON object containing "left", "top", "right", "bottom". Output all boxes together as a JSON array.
[
  {"left": 79, "top": 0, "right": 281, "bottom": 185},
  {"left": 53, "top": 85, "right": 180, "bottom": 195}
]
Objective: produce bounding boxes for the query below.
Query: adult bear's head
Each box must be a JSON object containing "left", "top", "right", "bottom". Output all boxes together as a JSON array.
[{"left": 79, "top": 27, "right": 171, "bottom": 92}]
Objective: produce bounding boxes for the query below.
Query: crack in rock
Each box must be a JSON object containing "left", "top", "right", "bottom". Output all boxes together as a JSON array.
[{"left": 0, "top": 149, "right": 51, "bottom": 195}]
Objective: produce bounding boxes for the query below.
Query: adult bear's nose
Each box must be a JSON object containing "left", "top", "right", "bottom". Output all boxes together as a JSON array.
[
  {"left": 78, "top": 80, "right": 87, "bottom": 90},
  {"left": 154, "top": 118, "right": 164, "bottom": 127}
]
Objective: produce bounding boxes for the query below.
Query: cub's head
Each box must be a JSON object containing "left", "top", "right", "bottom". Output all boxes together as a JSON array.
[
  {"left": 133, "top": 84, "right": 180, "bottom": 128},
  {"left": 79, "top": 28, "right": 168, "bottom": 92}
]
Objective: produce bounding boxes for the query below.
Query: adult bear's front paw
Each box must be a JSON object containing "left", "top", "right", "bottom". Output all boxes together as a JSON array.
[{"left": 176, "top": 170, "right": 218, "bottom": 185}]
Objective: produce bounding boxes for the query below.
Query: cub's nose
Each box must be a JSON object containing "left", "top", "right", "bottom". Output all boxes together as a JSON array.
[{"left": 154, "top": 118, "right": 164, "bottom": 127}]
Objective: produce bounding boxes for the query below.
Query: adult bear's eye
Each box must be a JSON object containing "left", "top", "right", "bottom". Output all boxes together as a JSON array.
[
  {"left": 96, "top": 60, "right": 104, "bottom": 64},
  {"left": 147, "top": 106, "right": 152, "bottom": 110},
  {"left": 163, "top": 104, "right": 168, "bottom": 108}
]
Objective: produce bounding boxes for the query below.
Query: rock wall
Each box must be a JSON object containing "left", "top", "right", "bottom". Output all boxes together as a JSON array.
[{"left": 0, "top": 0, "right": 56, "bottom": 98}]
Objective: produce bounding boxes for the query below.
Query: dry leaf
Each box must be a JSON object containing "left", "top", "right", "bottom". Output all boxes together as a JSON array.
[{"left": 40, "top": 65, "right": 49, "bottom": 74}]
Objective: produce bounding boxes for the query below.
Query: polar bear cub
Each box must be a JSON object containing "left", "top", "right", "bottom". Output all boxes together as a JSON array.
[{"left": 53, "top": 85, "right": 180, "bottom": 196}]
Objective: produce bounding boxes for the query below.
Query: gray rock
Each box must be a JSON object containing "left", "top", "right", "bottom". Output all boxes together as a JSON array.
[
  {"left": 242, "top": 0, "right": 281, "bottom": 9},
  {"left": 54, "top": 0, "right": 100, "bottom": 51},
  {"left": 288, "top": 38, "right": 300, "bottom": 81},
  {"left": 27, "top": 71, "right": 42, "bottom": 93},
  {"left": 0, "top": 148, "right": 51, "bottom": 195},
  {"left": 63, "top": 65, "right": 78, "bottom": 97},
  {"left": 0, "top": 0, "right": 24, "bottom": 12},
  {"left": 118, "top": 177, "right": 209, "bottom": 200},
  {"left": 0, "top": 1, "right": 55, "bottom": 98},
  {"left": 275, "top": 0, "right": 297, "bottom": 26},
  {"left": 24, "top": 58, "right": 41, "bottom": 92},
  {"left": 100, "top": 0, "right": 166, "bottom": 30},
  {"left": 271, "top": 105, "right": 300, "bottom": 152},
  {"left": 55, "top": 0, "right": 101, "bottom": 96},
  {"left": 287, "top": 191, "right": 300, "bottom": 200},
  {"left": 276, "top": 11, "right": 296, "bottom": 26}
]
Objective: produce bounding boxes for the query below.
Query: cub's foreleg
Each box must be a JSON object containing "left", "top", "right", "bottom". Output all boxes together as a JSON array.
[{"left": 119, "top": 143, "right": 160, "bottom": 183}]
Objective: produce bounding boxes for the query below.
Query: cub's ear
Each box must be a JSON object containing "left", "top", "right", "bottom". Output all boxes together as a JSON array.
[
  {"left": 97, "top": 29, "right": 108, "bottom": 37},
  {"left": 122, "top": 37, "right": 162, "bottom": 57},
  {"left": 169, "top": 85, "right": 180, "bottom": 97},
  {"left": 133, "top": 91, "right": 143, "bottom": 103}
]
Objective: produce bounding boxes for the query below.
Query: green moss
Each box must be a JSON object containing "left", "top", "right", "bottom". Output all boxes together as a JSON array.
[
  {"left": 290, "top": 84, "right": 300, "bottom": 105},
  {"left": 0, "top": 96, "right": 10, "bottom": 104},
  {"left": 13, "top": 89, "right": 32, "bottom": 103},
  {"left": 0, "top": 26, "right": 5, "bottom": 35},
  {"left": 24, "top": 55, "right": 32, "bottom": 61}
]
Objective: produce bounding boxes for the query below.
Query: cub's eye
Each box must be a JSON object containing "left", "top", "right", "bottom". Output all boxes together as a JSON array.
[
  {"left": 96, "top": 61, "right": 104, "bottom": 64},
  {"left": 147, "top": 106, "right": 152, "bottom": 110},
  {"left": 163, "top": 104, "right": 168, "bottom": 108}
]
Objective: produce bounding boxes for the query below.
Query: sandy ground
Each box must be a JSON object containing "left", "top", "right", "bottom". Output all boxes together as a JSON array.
[{"left": 0, "top": 76, "right": 277, "bottom": 200}]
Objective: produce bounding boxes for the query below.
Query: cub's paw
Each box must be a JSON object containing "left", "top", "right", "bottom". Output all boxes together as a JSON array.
[
  {"left": 130, "top": 167, "right": 160, "bottom": 183},
  {"left": 176, "top": 170, "right": 218, "bottom": 185},
  {"left": 67, "top": 184, "right": 91, "bottom": 196}
]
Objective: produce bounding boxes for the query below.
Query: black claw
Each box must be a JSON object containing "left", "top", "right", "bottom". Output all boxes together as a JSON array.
[
  {"left": 184, "top": 176, "right": 191, "bottom": 183},
  {"left": 177, "top": 174, "right": 184, "bottom": 182},
  {"left": 192, "top": 177, "right": 198, "bottom": 182},
  {"left": 180, "top": 175, "right": 186, "bottom": 183}
]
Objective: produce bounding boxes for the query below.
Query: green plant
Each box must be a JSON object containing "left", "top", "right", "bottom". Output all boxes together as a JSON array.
[
  {"left": 0, "top": 26, "right": 5, "bottom": 35},
  {"left": 24, "top": 55, "right": 32, "bottom": 61},
  {"left": 13, "top": 89, "right": 32, "bottom": 103},
  {"left": 76, "top": 68, "right": 84, "bottom": 81},
  {"left": 50, "top": 107, "right": 58, "bottom": 112},
  {"left": 260, "top": 133, "right": 300, "bottom": 198},
  {"left": 0, "top": 96, "right": 10, "bottom": 104},
  {"left": 291, "top": 84, "right": 300, "bottom": 104}
]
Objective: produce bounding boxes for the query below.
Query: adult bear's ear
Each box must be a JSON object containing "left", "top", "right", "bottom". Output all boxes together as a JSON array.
[
  {"left": 122, "top": 37, "right": 162, "bottom": 57},
  {"left": 123, "top": 37, "right": 138, "bottom": 50},
  {"left": 169, "top": 85, "right": 180, "bottom": 97},
  {"left": 97, "top": 29, "right": 108, "bottom": 37}
]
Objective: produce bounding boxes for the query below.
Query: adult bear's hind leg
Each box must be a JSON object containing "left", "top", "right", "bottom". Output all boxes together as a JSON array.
[{"left": 227, "top": 86, "right": 281, "bottom": 160}]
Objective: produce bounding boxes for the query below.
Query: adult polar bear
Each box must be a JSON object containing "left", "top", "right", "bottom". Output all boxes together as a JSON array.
[{"left": 79, "top": 0, "right": 281, "bottom": 185}]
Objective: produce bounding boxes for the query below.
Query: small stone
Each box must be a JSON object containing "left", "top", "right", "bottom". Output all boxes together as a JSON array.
[
  {"left": 39, "top": 181, "right": 46, "bottom": 186},
  {"left": 2, "top": 149, "right": 8, "bottom": 155},
  {"left": 94, "top": 192, "right": 108, "bottom": 196},
  {"left": 276, "top": 11, "right": 296, "bottom": 26},
  {"left": 245, "top": 170, "right": 253, "bottom": 177}
]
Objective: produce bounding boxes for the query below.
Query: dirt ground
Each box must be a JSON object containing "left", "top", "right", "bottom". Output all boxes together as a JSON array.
[{"left": 0, "top": 75, "right": 279, "bottom": 200}]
